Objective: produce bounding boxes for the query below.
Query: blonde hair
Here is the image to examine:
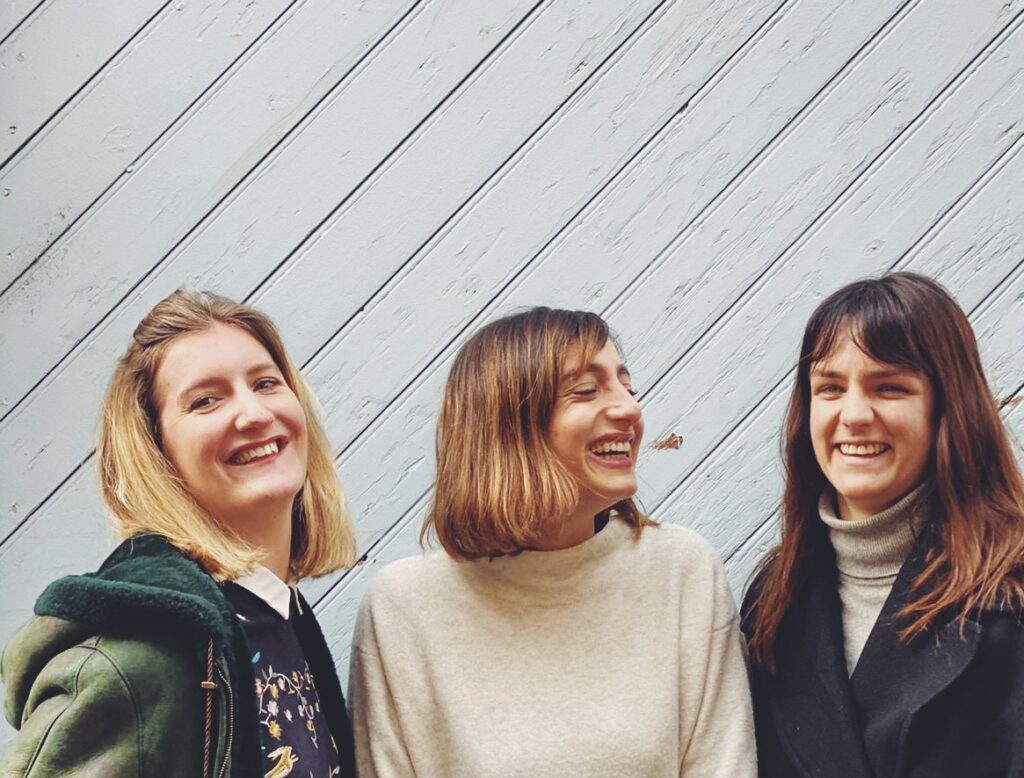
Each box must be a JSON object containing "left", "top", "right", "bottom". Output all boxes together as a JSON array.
[
  {"left": 422, "top": 307, "right": 646, "bottom": 560},
  {"left": 97, "top": 289, "right": 356, "bottom": 581}
]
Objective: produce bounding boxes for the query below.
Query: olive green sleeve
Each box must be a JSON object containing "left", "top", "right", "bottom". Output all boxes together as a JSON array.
[{"left": 2, "top": 627, "right": 204, "bottom": 777}]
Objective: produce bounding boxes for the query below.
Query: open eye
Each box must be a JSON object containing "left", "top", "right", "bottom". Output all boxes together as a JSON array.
[
  {"left": 878, "top": 383, "right": 908, "bottom": 395},
  {"left": 254, "top": 377, "right": 281, "bottom": 392},
  {"left": 189, "top": 395, "right": 216, "bottom": 411},
  {"left": 813, "top": 383, "right": 843, "bottom": 397}
]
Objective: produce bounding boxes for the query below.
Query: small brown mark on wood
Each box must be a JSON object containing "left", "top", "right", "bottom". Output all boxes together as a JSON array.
[
  {"left": 651, "top": 433, "right": 683, "bottom": 450},
  {"left": 7, "top": 125, "right": 15, "bottom": 134}
]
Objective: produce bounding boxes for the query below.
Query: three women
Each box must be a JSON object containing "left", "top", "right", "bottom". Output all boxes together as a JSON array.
[{"left": 4, "top": 271, "right": 1022, "bottom": 776}]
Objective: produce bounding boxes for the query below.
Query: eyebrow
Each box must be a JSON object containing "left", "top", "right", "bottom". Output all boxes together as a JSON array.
[
  {"left": 562, "top": 363, "right": 632, "bottom": 381},
  {"left": 810, "top": 367, "right": 915, "bottom": 379}
]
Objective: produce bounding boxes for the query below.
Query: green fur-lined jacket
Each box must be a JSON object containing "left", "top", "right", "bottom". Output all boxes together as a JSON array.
[{"left": 0, "top": 535, "right": 357, "bottom": 777}]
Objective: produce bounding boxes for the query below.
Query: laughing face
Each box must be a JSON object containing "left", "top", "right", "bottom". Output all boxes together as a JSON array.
[
  {"left": 548, "top": 339, "right": 644, "bottom": 528},
  {"left": 809, "top": 332, "right": 935, "bottom": 520},
  {"left": 154, "top": 322, "right": 308, "bottom": 534}
]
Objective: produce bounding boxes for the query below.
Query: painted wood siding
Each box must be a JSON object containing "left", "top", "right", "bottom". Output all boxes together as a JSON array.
[{"left": 2, "top": 0, "right": 1022, "bottom": 745}]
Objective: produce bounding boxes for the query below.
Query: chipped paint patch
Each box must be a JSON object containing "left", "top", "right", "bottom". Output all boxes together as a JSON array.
[{"left": 651, "top": 433, "right": 683, "bottom": 450}]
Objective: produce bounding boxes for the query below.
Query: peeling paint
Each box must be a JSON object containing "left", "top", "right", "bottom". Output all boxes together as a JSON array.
[{"left": 651, "top": 433, "right": 683, "bottom": 450}]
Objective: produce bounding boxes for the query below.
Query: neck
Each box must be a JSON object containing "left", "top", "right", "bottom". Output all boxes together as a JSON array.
[
  {"left": 223, "top": 501, "right": 294, "bottom": 582},
  {"left": 531, "top": 508, "right": 596, "bottom": 551}
]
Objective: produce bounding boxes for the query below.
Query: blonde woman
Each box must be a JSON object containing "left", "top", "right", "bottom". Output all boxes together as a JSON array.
[
  {"left": 1, "top": 290, "right": 357, "bottom": 777},
  {"left": 349, "top": 307, "right": 755, "bottom": 777}
]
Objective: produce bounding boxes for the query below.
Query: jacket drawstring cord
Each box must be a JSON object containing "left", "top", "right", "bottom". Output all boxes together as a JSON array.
[{"left": 201, "top": 639, "right": 218, "bottom": 778}]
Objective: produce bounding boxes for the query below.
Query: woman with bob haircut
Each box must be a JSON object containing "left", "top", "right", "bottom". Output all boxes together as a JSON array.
[
  {"left": 742, "top": 272, "right": 1024, "bottom": 778},
  {"left": 349, "top": 306, "right": 756, "bottom": 778},
  {"left": 1, "top": 290, "right": 358, "bottom": 777}
]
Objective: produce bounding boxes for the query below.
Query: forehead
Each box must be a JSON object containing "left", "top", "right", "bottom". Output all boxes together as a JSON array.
[
  {"left": 562, "top": 339, "right": 625, "bottom": 376},
  {"left": 154, "top": 323, "right": 275, "bottom": 402},
  {"left": 811, "top": 332, "right": 910, "bottom": 375}
]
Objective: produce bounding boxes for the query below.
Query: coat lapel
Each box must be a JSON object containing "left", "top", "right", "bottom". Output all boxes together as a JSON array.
[
  {"left": 850, "top": 551, "right": 981, "bottom": 778},
  {"left": 769, "top": 559, "right": 875, "bottom": 778}
]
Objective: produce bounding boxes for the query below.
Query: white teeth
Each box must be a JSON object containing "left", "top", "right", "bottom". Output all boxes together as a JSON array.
[
  {"left": 590, "top": 440, "right": 631, "bottom": 455},
  {"left": 838, "top": 442, "right": 888, "bottom": 456},
  {"left": 233, "top": 440, "right": 279, "bottom": 464}
]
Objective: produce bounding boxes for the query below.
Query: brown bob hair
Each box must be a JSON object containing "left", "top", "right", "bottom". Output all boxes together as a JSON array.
[
  {"left": 747, "top": 272, "right": 1024, "bottom": 672},
  {"left": 422, "top": 307, "right": 645, "bottom": 560},
  {"left": 97, "top": 289, "right": 357, "bottom": 581}
]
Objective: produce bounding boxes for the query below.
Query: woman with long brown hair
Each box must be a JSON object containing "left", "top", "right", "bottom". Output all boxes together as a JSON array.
[
  {"left": 1, "top": 290, "right": 358, "bottom": 777},
  {"left": 349, "top": 307, "right": 755, "bottom": 777},
  {"left": 742, "top": 272, "right": 1024, "bottom": 777}
]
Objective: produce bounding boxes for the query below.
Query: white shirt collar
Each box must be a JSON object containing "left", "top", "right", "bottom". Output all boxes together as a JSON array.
[{"left": 232, "top": 564, "right": 293, "bottom": 619}]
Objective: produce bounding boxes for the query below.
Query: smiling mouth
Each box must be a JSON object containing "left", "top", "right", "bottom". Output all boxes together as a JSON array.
[
  {"left": 589, "top": 439, "right": 632, "bottom": 462},
  {"left": 230, "top": 439, "right": 284, "bottom": 465},
  {"left": 837, "top": 442, "right": 890, "bottom": 456}
]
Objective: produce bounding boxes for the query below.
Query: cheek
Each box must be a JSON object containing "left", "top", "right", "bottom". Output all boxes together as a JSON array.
[
  {"left": 160, "top": 419, "right": 217, "bottom": 480},
  {"left": 808, "top": 403, "right": 830, "bottom": 453}
]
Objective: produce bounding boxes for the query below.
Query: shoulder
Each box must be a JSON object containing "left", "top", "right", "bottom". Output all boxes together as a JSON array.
[
  {"left": 2, "top": 616, "right": 202, "bottom": 774},
  {"left": 361, "top": 551, "right": 455, "bottom": 611},
  {"left": 33, "top": 535, "right": 235, "bottom": 650},
  {"left": 3, "top": 614, "right": 198, "bottom": 726},
  {"left": 630, "top": 521, "right": 726, "bottom": 575}
]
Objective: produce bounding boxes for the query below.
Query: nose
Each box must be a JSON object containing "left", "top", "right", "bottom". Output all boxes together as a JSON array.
[
  {"left": 839, "top": 389, "right": 873, "bottom": 427},
  {"left": 233, "top": 390, "right": 274, "bottom": 431},
  {"left": 606, "top": 385, "right": 642, "bottom": 425}
]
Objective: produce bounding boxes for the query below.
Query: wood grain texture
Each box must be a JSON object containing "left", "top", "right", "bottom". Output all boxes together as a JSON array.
[
  {"left": 0, "top": 0, "right": 294, "bottom": 288},
  {"left": 0, "top": 0, "right": 166, "bottom": 166}
]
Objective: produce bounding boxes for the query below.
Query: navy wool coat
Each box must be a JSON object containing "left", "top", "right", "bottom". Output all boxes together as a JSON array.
[{"left": 741, "top": 544, "right": 1024, "bottom": 778}]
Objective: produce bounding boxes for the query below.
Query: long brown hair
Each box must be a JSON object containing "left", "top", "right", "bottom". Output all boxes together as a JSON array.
[
  {"left": 422, "top": 307, "right": 645, "bottom": 560},
  {"left": 747, "top": 272, "right": 1024, "bottom": 672},
  {"left": 97, "top": 289, "right": 357, "bottom": 581}
]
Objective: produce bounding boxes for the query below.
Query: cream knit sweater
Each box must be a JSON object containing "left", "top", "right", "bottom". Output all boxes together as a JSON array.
[{"left": 348, "top": 517, "right": 756, "bottom": 778}]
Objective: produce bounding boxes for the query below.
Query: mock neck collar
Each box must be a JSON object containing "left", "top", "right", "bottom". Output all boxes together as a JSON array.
[
  {"left": 455, "top": 516, "right": 630, "bottom": 602},
  {"left": 820, "top": 482, "right": 930, "bottom": 579},
  {"left": 232, "top": 564, "right": 293, "bottom": 619}
]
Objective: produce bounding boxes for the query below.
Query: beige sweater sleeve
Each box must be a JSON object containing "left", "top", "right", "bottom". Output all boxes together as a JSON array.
[
  {"left": 348, "top": 592, "right": 416, "bottom": 778},
  {"left": 678, "top": 553, "right": 757, "bottom": 778}
]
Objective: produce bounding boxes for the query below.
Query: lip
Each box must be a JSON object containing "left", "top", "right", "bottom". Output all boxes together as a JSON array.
[{"left": 226, "top": 436, "right": 287, "bottom": 465}]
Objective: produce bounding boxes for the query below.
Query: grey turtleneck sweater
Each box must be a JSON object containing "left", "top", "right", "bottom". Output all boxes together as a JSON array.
[{"left": 820, "top": 484, "right": 929, "bottom": 674}]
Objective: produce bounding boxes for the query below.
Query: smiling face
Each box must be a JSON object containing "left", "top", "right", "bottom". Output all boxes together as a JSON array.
[
  {"left": 548, "top": 339, "right": 644, "bottom": 531},
  {"left": 809, "top": 332, "right": 935, "bottom": 520},
  {"left": 154, "top": 322, "right": 308, "bottom": 538}
]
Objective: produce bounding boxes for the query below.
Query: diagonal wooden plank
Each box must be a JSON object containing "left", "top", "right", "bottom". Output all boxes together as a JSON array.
[
  {"left": 0, "top": 0, "right": 301, "bottom": 289},
  {"left": 0, "top": 0, "right": 168, "bottom": 167}
]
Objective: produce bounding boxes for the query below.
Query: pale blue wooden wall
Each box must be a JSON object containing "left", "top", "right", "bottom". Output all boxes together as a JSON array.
[{"left": 2, "top": 0, "right": 1022, "bottom": 746}]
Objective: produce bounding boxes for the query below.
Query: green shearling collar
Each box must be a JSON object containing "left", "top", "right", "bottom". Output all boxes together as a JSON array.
[{"left": 34, "top": 535, "right": 237, "bottom": 655}]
